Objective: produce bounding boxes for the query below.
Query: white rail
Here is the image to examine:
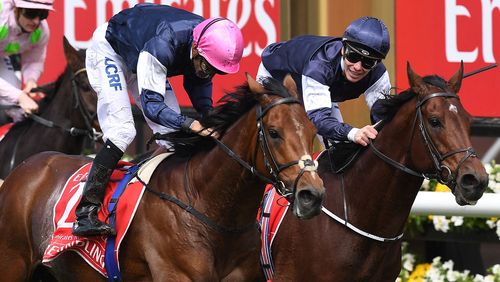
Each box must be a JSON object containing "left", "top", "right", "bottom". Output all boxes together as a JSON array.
[{"left": 410, "top": 191, "right": 500, "bottom": 217}]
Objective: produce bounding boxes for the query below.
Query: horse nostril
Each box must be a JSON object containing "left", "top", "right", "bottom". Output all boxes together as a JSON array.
[
  {"left": 296, "top": 188, "right": 324, "bottom": 207},
  {"left": 460, "top": 173, "right": 480, "bottom": 189}
]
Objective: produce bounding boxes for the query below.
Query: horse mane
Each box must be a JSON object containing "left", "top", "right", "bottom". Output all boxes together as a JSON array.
[
  {"left": 159, "top": 77, "right": 290, "bottom": 156},
  {"left": 372, "top": 75, "right": 447, "bottom": 123}
]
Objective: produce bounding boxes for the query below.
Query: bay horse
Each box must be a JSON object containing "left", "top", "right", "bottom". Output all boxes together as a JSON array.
[
  {"left": 0, "top": 37, "right": 99, "bottom": 179},
  {"left": 266, "top": 63, "right": 488, "bottom": 281},
  {"left": 0, "top": 74, "right": 325, "bottom": 281}
]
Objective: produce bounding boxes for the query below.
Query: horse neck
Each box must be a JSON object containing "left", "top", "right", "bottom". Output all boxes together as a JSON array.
[
  {"left": 341, "top": 100, "right": 426, "bottom": 236},
  {"left": 188, "top": 109, "right": 267, "bottom": 229},
  {"left": 41, "top": 68, "right": 75, "bottom": 120}
]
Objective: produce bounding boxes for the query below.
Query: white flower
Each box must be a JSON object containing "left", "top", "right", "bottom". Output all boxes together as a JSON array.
[
  {"left": 443, "top": 259, "right": 454, "bottom": 270},
  {"left": 484, "top": 275, "right": 496, "bottom": 282},
  {"left": 486, "top": 218, "right": 497, "bottom": 229},
  {"left": 422, "top": 178, "right": 430, "bottom": 190},
  {"left": 474, "top": 274, "right": 485, "bottom": 282},
  {"left": 450, "top": 216, "right": 463, "bottom": 226},
  {"left": 432, "top": 256, "right": 442, "bottom": 264},
  {"left": 426, "top": 267, "right": 445, "bottom": 282},
  {"left": 496, "top": 172, "right": 500, "bottom": 182},
  {"left": 446, "top": 270, "right": 461, "bottom": 281},
  {"left": 484, "top": 163, "right": 493, "bottom": 173},
  {"left": 496, "top": 224, "right": 500, "bottom": 239},
  {"left": 488, "top": 180, "right": 496, "bottom": 189},
  {"left": 494, "top": 182, "right": 500, "bottom": 193},
  {"left": 402, "top": 253, "right": 415, "bottom": 271},
  {"left": 433, "top": 216, "right": 450, "bottom": 233},
  {"left": 491, "top": 264, "right": 500, "bottom": 275}
]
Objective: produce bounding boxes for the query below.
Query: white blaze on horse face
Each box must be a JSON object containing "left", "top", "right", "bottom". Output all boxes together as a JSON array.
[
  {"left": 449, "top": 104, "right": 458, "bottom": 114},
  {"left": 293, "top": 118, "right": 304, "bottom": 138}
]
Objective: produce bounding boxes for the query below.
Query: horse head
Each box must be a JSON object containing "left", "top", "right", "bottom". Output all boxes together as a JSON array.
[
  {"left": 407, "top": 62, "right": 488, "bottom": 205},
  {"left": 62, "top": 36, "right": 100, "bottom": 135},
  {"left": 245, "top": 74, "right": 325, "bottom": 219}
]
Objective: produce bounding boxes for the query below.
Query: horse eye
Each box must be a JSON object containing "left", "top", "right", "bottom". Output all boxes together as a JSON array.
[
  {"left": 268, "top": 128, "right": 281, "bottom": 139},
  {"left": 429, "top": 117, "right": 442, "bottom": 128}
]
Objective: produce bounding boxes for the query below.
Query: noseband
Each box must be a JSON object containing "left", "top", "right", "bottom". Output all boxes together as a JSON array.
[
  {"left": 370, "top": 92, "right": 477, "bottom": 189},
  {"left": 213, "top": 96, "right": 318, "bottom": 198}
]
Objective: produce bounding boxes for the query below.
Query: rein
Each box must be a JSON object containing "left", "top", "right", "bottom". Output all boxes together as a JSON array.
[
  {"left": 324, "top": 91, "right": 477, "bottom": 243},
  {"left": 144, "top": 96, "right": 318, "bottom": 234},
  {"left": 2, "top": 68, "right": 101, "bottom": 141},
  {"left": 370, "top": 92, "right": 476, "bottom": 188},
  {"left": 5, "top": 67, "right": 101, "bottom": 172}
]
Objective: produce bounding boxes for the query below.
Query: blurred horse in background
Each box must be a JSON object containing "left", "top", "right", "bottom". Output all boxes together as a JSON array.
[{"left": 0, "top": 36, "right": 99, "bottom": 179}]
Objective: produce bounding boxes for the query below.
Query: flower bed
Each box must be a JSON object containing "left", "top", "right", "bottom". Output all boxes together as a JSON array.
[{"left": 399, "top": 162, "right": 500, "bottom": 281}]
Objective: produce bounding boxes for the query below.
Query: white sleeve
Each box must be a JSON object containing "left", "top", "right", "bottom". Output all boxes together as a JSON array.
[
  {"left": 364, "top": 70, "right": 391, "bottom": 109},
  {"left": 302, "top": 75, "right": 331, "bottom": 112},
  {"left": 256, "top": 62, "right": 272, "bottom": 84},
  {"left": 137, "top": 51, "right": 167, "bottom": 95}
]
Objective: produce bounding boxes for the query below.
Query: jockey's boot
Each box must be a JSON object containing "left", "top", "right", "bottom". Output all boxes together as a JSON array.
[{"left": 72, "top": 140, "right": 123, "bottom": 237}]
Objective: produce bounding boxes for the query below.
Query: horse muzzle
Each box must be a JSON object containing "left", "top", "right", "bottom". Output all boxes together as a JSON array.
[
  {"left": 454, "top": 166, "right": 488, "bottom": 206},
  {"left": 292, "top": 184, "right": 325, "bottom": 219}
]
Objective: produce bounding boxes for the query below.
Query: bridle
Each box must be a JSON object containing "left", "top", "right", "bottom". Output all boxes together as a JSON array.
[
  {"left": 370, "top": 91, "right": 477, "bottom": 190},
  {"left": 142, "top": 95, "right": 319, "bottom": 234},
  {"left": 213, "top": 96, "right": 318, "bottom": 198},
  {"left": 323, "top": 91, "right": 477, "bottom": 243},
  {"left": 4, "top": 67, "right": 102, "bottom": 172},
  {"left": 30, "top": 67, "right": 101, "bottom": 141}
]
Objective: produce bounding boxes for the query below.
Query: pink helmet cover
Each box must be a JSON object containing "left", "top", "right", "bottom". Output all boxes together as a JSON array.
[
  {"left": 193, "top": 18, "right": 243, "bottom": 74},
  {"left": 14, "top": 0, "right": 54, "bottom": 11}
]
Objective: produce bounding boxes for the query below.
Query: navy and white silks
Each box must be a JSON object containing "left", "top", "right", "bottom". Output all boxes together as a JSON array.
[
  {"left": 256, "top": 35, "right": 391, "bottom": 143},
  {"left": 86, "top": 4, "right": 212, "bottom": 151}
]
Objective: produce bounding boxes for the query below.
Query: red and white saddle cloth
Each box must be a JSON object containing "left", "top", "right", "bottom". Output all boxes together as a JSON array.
[
  {"left": 0, "top": 123, "right": 13, "bottom": 141},
  {"left": 42, "top": 162, "right": 146, "bottom": 277}
]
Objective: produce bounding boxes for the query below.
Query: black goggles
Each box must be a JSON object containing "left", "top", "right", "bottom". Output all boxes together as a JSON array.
[
  {"left": 197, "top": 55, "right": 225, "bottom": 78},
  {"left": 22, "top": 8, "right": 49, "bottom": 20},
  {"left": 343, "top": 44, "right": 379, "bottom": 70}
]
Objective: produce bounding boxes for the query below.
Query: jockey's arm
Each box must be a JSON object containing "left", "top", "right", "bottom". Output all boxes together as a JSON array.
[
  {"left": 364, "top": 70, "right": 391, "bottom": 123},
  {"left": 137, "top": 50, "right": 194, "bottom": 132},
  {"left": 302, "top": 75, "right": 356, "bottom": 142},
  {"left": 183, "top": 73, "right": 213, "bottom": 116}
]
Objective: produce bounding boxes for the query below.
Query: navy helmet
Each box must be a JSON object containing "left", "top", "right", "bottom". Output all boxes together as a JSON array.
[{"left": 343, "top": 16, "right": 390, "bottom": 59}]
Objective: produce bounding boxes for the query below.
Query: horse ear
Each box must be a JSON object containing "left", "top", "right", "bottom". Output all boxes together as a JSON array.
[
  {"left": 283, "top": 74, "right": 299, "bottom": 99},
  {"left": 246, "top": 73, "right": 267, "bottom": 94},
  {"left": 407, "top": 61, "right": 427, "bottom": 94},
  {"left": 448, "top": 61, "right": 464, "bottom": 94},
  {"left": 63, "top": 36, "right": 82, "bottom": 71}
]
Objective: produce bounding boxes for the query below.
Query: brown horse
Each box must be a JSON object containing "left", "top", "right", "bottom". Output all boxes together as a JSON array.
[
  {"left": 0, "top": 74, "right": 325, "bottom": 281},
  {"left": 0, "top": 37, "right": 99, "bottom": 179},
  {"left": 265, "top": 63, "right": 488, "bottom": 281}
]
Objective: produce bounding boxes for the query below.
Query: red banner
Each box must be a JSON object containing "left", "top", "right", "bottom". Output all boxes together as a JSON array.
[
  {"left": 395, "top": 0, "right": 500, "bottom": 117},
  {"left": 41, "top": 0, "right": 280, "bottom": 106}
]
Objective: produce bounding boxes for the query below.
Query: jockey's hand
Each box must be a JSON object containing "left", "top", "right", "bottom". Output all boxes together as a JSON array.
[
  {"left": 353, "top": 125, "right": 378, "bottom": 146},
  {"left": 28, "top": 91, "right": 46, "bottom": 102},
  {"left": 18, "top": 91, "right": 39, "bottom": 116},
  {"left": 23, "top": 80, "right": 37, "bottom": 93},
  {"left": 190, "top": 119, "right": 220, "bottom": 139}
]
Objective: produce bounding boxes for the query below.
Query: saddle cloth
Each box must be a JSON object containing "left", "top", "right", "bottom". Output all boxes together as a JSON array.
[
  {"left": 42, "top": 153, "right": 171, "bottom": 278},
  {"left": 0, "top": 123, "right": 13, "bottom": 141}
]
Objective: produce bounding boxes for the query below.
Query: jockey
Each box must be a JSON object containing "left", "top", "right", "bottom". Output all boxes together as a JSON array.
[
  {"left": 72, "top": 3, "right": 244, "bottom": 236},
  {"left": 257, "top": 16, "right": 391, "bottom": 147},
  {"left": 0, "top": 0, "right": 53, "bottom": 122}
]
